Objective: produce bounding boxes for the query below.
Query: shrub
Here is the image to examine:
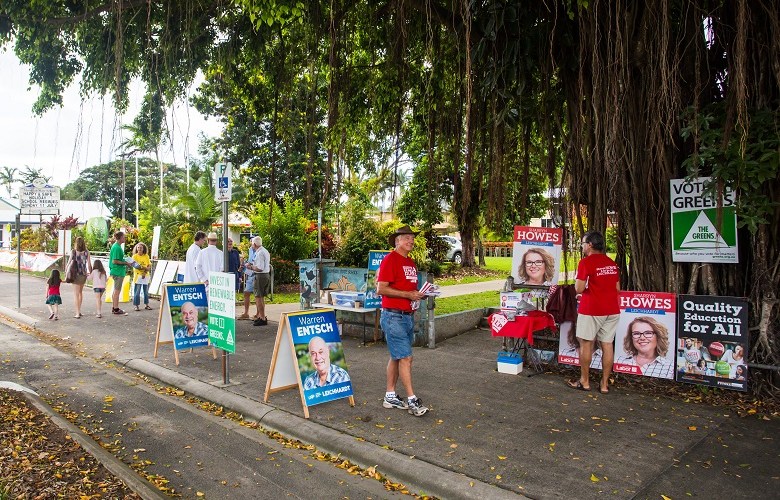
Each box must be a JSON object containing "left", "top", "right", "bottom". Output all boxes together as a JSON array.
[
  {"left": 250, "top": 196, "right": 317, "bottom": 264},
  {"left": 271, "top": 257, "right": 298, "bottom": 285}
]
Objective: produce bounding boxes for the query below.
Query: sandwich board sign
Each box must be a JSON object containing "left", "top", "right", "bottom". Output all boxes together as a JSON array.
[
  {"left": 154, "top": 283, "right": 216, "bottom": 365},
  {"left": 208, "top": 272, "right": 236, "bottom": 353},
  {"left": 670, "top": 177, "right": 738, "bottom": 263},
  {"left": 365, "top": 250, "right": 390, "bottom": 309},
  {"left": 264, "top": 309, "right": 354, "bottom": 418}
]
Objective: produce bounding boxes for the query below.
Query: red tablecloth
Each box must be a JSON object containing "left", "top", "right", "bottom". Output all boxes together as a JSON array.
[{"left": 489, "top": 311, "right": 556, "bottom": 345}]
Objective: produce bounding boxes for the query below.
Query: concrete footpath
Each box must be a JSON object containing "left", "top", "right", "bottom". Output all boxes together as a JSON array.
[{"left": 1, "top": 271, "right": 778, "bottom": 499}]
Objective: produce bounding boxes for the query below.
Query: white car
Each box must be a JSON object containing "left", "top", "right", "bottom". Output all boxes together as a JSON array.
[{"left": 439, "top": 235, "right": 463, "bottom": 264}]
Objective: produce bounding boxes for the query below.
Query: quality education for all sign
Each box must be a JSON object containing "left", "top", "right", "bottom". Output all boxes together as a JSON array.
[
  {"left": 675, "top": 294, "right": 749, "bottom": 392},
  {"left": 670, "top": 177, "right": 738, "bottom": 263}
]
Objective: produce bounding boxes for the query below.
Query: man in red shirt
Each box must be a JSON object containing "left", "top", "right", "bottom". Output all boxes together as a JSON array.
[
  {"left": 377, "top": 225, "right": 428, "bottom": 416},
  {"left": 567, "top": 231, "right": 620, "bottom": 394}
]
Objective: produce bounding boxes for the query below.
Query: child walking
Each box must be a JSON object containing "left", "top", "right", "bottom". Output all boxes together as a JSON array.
[
  {"left": 46, "top": 269, "right": 63, "bottom": 320},
  {"left": 132, "top": 243, "right": 152, "bottom": 311},
  {"left": 90, "top": 260, "right": 107, "bottom": 318}
]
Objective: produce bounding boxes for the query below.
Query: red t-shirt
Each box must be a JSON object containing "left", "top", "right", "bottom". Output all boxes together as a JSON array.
[
  {"left": 377, "top": 250, "right": 418, "bottom": 311},
  {"left": 576, "top": 253, "right": 619, "bottom": 316}
]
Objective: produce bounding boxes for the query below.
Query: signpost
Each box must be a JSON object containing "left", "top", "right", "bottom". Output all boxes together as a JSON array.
[
  {"left": 215, "top": 161, "right": 232, "bottom": 383},
  {"left": 214, "top": 162, "right": 232, "bottom": 203},
  {"left": 19, "top": 178, "right": 60, "bottom": 215}
]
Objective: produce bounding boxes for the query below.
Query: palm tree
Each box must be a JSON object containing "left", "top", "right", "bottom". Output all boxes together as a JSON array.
[
  {"left": 165, "top": 175, "right": 221, "bottom": 235},
  {"left": 0, "top": 166, "right": 17, "bottom": 198},
  {"left": 19, "top": 166, "right": 51, "bottom": 185}
]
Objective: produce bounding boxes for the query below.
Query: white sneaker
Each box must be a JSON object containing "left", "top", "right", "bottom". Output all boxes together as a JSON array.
[
  {"left": 407, "top": 397, "right": 428, "bottom": 417},
  {"left": 382, "top": 395, "right": 408, "bottom": 409}
]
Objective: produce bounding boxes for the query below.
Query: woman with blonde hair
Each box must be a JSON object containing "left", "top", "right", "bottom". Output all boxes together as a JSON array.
[
  {"left": 69, "top": 236, "right": 92, "bottom": 318},
  {"left": 517, "top": 247, "right": 555, "bottom": 285}
]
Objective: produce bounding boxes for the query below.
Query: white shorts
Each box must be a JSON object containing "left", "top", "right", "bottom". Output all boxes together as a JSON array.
[{"left": 576, "top": 314, "right": 619, "bottom": 343}]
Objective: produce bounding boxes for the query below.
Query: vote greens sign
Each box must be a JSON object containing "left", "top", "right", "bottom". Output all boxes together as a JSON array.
[
  {"left": 670, "top": 177, "right": 738, "bottom": 263},
  {"left": 208, "top": 272, "right": 236, "bottom": 353}
]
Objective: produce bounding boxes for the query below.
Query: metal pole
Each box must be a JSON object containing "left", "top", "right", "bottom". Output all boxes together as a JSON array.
[
  {"left": 318, "top": 209, "right": 322, "bottom": 261},
  {"left": 222, "top": 199, "right": 230, "bottom": 385},
  {"left": 16, "top": 212, "right": 21, "bottom": 309},
  {"left": 135, "top": 157, "right": 139, "bottom": 227},
  {"left": 426, "top": 274, "right": 436, "bottom": 349}
]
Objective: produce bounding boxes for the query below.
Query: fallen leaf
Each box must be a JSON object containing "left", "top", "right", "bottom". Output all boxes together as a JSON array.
[
  {"left": 590, "top": 473, "right": 600, "bottom": 482},
  {"left": 688, "top": 426, "right": 697, "bottom": 431},
  {"left": 498, "top": 456, "right": 507, "bottom": 460}
]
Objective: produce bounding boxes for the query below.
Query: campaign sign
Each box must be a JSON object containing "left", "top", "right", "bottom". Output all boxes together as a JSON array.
[
  {"left": 557, "top": 321, "right": 604, "bottom": 370},
  {"left": 676, "top": 295, "right": 749, "bottom": 391},
  {"left": 365, "top": 250, "right": 391, "bottom": 308},
  {"left": 166, "top": 284, "right": 210, "bottom": 350},
  {"left": 613, "top": 292, "right": 677, "bottom": 379},
  {"left": 288, "top": 310, "right": 353, "bottom": 406},
  {"left": 670, "top": 177, "right": 738, "bottom": 263},
  {"left": 511, "top": 226, "right": 563, "bottom": 287},
  {"left": 208, "top": 272, "right": 236, "bottom": 353}
]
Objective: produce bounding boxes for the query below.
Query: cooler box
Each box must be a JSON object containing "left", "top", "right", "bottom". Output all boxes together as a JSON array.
[
  {"left": 331, "top": 291, "right": 366, "bottom": 307},
  {"left": 497, "top": 352, "right": 523, "bottom": 374}
]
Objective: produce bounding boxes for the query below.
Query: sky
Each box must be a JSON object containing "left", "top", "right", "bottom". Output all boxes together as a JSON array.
[{"left": 0, "top": 50, "right": 223, "bottom": 195}]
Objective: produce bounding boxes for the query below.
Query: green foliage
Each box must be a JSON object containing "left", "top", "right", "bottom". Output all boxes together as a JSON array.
[
  {"left": 18, "top": 227, "right": 51, "bottom": 252},
  {"left": 271, "top": 257, "right": 298, "bottom": 285},
  {"left": 332, "top": 199, "right": 386, "bottom": 267},
  {"left": 681, "top": 105, "right": 780, "bottom": 233},
  {"left": 249, "top": 196, "right": 317, "bottom": 264}
]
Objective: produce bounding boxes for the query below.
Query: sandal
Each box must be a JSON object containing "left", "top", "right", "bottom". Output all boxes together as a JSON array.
[
  {"left": 566, "top": 379, "right": 591, "bottom": 391},
  {"left": 134, "top": 306, "right": 140, "bottom": 311},
  {"left": 144, "top": 305, "right": 152, "bottom": 310},
  {"left": 598, "top": 386, "right": 610, "bottom": 394}
]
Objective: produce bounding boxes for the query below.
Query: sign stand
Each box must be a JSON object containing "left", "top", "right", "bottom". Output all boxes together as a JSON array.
[
  {"left": 154, "top": 283, "right": 217, "bottom": 365},
  {"left": 264, "top": 311, "right": 355, "bottom": 419}
]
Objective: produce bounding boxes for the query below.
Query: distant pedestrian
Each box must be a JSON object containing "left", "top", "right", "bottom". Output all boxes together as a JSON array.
[
  {"left": 226, "top": 238, "right": 242, "bottom": 293},
  {"left": 247, "top": 236, "right": 271, "bottom": 326},
  {"left": 239, "top": 237, "right": 261, "bottom": 320},
  {"left": 46, "top": 269, "right": 63, "bottom": 321},
  {"left": 184, "top": 231, "right": 206, "bottom": 283},
  {"left": 195, "top": 232, "right": 224, "bottom": 286},
  {"left": 90, "top": 260, "right": 107, "bottom": 318},
  {"left": 566, "top": 231, "right": 620, "bottom": 394},
  {"left": 132, "top": 242, "right": 152, "bottom": 311},
  {"left": 377, "top": 225, "right": 428, "bottom": 416},
  {"left": 69, "top": 236, "right": 92, "bottom": 318},
  {"left": 109, "top": 231, "right": 131, "bottom": 316}
]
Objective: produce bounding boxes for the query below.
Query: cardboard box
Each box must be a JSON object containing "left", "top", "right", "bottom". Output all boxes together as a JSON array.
[{"left": 497, "top": 352, "right": 523, "bottom": 374}]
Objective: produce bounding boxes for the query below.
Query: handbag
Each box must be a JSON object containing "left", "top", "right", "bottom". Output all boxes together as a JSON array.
[{"left": 65, "top": 259, "right": 76, "bottom": 283}]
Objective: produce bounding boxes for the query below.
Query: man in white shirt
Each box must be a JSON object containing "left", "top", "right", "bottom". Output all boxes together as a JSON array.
[
  {"left": 183, "top": 231, "right": 206, "bottom": 283},
  {"left": 239, "top": 237, "right": 262, "bottom": 320},
  {"left": 247, "top": 236, "right": 271, "bottom": 326},
  {"left": 195, "top": 232, "right": 224, "bottom": 285}
]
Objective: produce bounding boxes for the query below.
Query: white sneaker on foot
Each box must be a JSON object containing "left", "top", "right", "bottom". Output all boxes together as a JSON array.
[
  {"left": 382, "top": 395, "right": 408, "bottom": 409},
  {"left": 407, "top": 397, "right": 428, "bottom": 417}
]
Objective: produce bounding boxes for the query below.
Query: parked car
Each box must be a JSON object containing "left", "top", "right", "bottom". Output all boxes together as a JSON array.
[{"left": 438, "top": 235, "right": 463, "bottom": 264}]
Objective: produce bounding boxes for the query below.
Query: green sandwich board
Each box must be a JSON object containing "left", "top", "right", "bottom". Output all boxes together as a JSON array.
[{"left": 208, "top": 272, "right": 236, "bottom": 353}]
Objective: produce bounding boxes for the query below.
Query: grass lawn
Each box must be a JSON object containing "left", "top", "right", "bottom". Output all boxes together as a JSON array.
[{"left": 434, "top": 290, "right": 497, "bottom": 315}]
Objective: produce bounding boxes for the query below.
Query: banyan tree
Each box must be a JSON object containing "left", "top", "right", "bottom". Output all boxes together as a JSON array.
[{"left": 2, "top": 0, "right": 778, "bottom": 395}]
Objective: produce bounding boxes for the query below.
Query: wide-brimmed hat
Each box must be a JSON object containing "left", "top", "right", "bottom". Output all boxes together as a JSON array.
[
  {"left": 388, "top": 225, "right": 419, "bottom": 247},
  {"left": 207, "top": 232, "right": 218, "bottom": 240}
]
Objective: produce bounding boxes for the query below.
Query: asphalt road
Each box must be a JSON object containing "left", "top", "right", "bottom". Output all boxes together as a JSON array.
[{"left": 0, "top": 321, "right": 402, "bottom": 499}]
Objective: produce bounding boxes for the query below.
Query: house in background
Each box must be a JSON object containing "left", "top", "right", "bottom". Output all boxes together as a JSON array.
[{"left": 0, "top": 198, "right": 111, "bottom": 248}]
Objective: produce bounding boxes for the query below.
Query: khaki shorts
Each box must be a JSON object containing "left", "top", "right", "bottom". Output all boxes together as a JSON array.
[
  {"left": 254, "top": 272, "right": 271, "bottom": 297},
  {"left": 576, "top": 314, "right": 619, "bottom": 343}
]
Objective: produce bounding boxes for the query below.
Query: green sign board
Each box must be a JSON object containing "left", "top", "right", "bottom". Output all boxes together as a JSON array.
[
  {"left": 208, "top": 272, "right": 236, "bottom": 353},
  {"left": 670, "top": 177, "right": 738, "bottom": 263}
]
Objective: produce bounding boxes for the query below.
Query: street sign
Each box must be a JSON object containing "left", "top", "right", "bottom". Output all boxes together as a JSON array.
[
  {"left": 208, "top": 272, "right": 236, "bottom": 353},
  {"left": 19, "top": 178, "right": 60, "bottom": 215},
  {"left": 214, "top": 162, "right": 232, "bottom": 202}
]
